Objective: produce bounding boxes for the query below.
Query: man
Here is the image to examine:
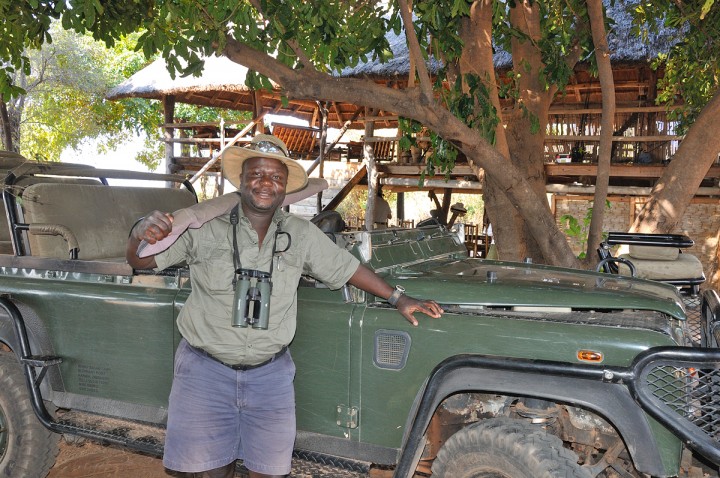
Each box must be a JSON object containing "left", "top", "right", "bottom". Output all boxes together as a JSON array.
[
  {"left": 373, "top": 185, "right": 392, "bottom": 229},
  {"left": 126, "top": 135, "right": 443, "bottom": 478}
]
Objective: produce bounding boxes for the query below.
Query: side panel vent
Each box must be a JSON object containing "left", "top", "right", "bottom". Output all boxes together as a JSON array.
[{"left": 374, "top": 329, "right": 411, "bottom": 370}]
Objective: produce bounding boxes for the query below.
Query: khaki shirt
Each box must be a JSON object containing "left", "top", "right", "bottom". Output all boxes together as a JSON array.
[{"left": 155, "top": 207, "right": 360, "bottom": 365}]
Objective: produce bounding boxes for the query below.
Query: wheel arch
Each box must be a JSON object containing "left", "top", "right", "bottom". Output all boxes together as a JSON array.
[
  {"left": 0, "top": 299, "right": 63, "bottom": 393},
  {"left": 396, "top": 354, "right": 669, "bottom": 478}
]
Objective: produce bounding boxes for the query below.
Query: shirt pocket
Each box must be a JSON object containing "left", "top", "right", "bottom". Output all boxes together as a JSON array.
[
  {"left": 270, "top": 248, "right": 303, "bottom": 297},
  {"left": 197, "top": 241, "right": 235, "bottom": 296}
]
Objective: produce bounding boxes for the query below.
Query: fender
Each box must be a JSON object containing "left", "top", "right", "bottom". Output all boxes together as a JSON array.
[
  {"left": 395, "top": 353, "right": 672, "bottom": 478},
  {"left": 0, "top": 297, "right": 62, "bottom": 392}
]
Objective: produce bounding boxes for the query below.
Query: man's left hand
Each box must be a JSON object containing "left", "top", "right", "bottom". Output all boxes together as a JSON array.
[{"left": 396, "top": 295, "right": 443, "bottom": 326}]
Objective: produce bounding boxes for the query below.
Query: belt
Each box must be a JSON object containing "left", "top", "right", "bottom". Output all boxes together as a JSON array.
[{"left": 191, "top": 344, "right": 288, "bottom": 371}]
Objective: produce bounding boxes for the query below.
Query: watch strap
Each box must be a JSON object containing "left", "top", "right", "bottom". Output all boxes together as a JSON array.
[{"left": 388, "top": 286, "right": 405, "bottom": 306}]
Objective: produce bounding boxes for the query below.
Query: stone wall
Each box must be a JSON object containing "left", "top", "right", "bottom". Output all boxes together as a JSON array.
[{"left": 554, "top": 195, "right": 720, "bottom": 282}]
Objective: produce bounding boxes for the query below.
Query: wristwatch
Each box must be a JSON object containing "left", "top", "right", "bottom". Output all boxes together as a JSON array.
[{"left": 387, "top": 285, "right": 406, "bottom": 307}]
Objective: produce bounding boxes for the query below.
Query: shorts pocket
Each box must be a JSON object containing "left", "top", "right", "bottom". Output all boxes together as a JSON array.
[{"left": 173, "top": 340, "right": 192, "bottom": 376}]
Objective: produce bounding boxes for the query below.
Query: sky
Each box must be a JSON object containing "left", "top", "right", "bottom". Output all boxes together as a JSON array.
[{"left": 59, "top": 114, "right": 303, "bottom": 186}]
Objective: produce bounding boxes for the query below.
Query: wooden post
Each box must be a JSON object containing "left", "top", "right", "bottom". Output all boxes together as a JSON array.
[
  {"left": 163, "top": 95, "right": 176, "bottom": 177},
  {"left": 397, "top": 192, "right": 405, "bottom": 222},
  {"left": 316, "top": 102, "right": 328, "bottom": 214},
  {"left": 364, "top": 108, "right": 377, "bottom": 231}
]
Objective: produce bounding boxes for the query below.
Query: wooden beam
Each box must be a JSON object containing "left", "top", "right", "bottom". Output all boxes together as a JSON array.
[
  {"left": 382, "top": 177, "right": 483, "bottom": 190},
  {"left": 546, "top": 183, "right": 720, "bottom": 197},
  {"left": 546, "top": 163, "right": 720, "bottom": 179},
  {"left": 379, "top": 164, "right": 476, "bottom": 176},
  {"left": 545, "top": 135, "right": 683, "bottom": 142},
  {"left": 322, "top": 165, "right": 368, "bottom": 211},
  {"left": 549, "top": 105, "right": 681, "bottom": 115},
  {"left": 364, "top": 114, "right": 401, "bottom": 122}
]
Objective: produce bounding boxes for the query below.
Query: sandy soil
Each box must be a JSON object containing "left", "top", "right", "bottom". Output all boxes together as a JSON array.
[
  {"left": 47, "top": 440, "right": 172, "bottom": 478},
  {"left": 46, "top": 440, "right": 385, "bottom": 478}
]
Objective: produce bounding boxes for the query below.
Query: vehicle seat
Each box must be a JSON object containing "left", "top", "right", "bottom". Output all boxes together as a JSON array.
[
  {"left": 597, "top": 232, "right": 705, "bottom": 294},
  {"left": 616, "top": 244, "right": 705, "bottom": 282},
  {"left": 21, "top": 183, "right": 196, "bottom": 260}
]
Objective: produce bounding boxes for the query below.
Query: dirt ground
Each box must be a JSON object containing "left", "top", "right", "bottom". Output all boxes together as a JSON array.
[
  {"left": 46, "top": 440, "right": 382, "bottom": 478},
  {"left": 47, "top": 440, "right": 171, "bottom": 478}
]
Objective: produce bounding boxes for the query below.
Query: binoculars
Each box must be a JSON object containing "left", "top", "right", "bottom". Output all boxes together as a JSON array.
[{"left": 232, "top": 269, "right": 272, "bottom": 329}]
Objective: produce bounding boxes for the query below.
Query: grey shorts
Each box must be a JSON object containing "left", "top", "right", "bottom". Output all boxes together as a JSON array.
[{"left": 163, "top": 339, "right": 296, "bottom": 475}]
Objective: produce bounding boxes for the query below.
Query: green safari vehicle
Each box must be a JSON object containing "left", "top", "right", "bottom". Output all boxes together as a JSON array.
[{"left": 0, "top": 158, "right": 719, "bottom": 478}]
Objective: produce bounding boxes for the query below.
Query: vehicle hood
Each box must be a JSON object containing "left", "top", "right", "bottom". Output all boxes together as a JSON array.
[{"left": 389, "top": 257, "right": 685, "bottom": 320}]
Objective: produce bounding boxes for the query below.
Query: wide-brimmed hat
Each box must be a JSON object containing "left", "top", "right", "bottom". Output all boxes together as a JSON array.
[{"left": 221, "top": 134, "right": 308, "bottom": 193}]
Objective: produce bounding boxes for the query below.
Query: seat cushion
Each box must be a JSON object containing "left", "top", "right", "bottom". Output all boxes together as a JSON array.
[
  {"left": 627, "top": 244, "right": 679, "bottom": 261},
  {"left": 618, "top": 252, "right": 704, "bottom": 281},
  {"left": 22, "top": 183, "right": 196, "bottom": 260}
]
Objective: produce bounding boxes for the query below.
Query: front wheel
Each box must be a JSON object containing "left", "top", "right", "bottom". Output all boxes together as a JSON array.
[
  {"left": 431, "top": 417, "right": 591, "bottom": 478},
  {"left": 0, "top": 351, "right": 60, "bottom": 477}
]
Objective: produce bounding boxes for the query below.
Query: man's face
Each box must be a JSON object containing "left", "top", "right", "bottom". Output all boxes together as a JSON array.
[{"left": 239, "top": 157, "right": 289, "bottom": 213}]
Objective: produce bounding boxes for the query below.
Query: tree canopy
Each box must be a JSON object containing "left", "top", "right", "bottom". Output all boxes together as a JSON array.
[
  {"left": 2, "top": 0, "right": 719, "bottom": 269},
  {"left": 0, "top": 19, "right": 251, "bottom": 165}
]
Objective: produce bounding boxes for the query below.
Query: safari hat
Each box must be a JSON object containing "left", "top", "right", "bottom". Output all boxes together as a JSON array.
[{"left": 221, "top": 134, "right": 308, "bottom": 193}]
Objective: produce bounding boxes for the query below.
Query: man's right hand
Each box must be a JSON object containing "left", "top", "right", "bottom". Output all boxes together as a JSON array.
[
  {"left": 126, "top": 211, "right": 174, "bottom": 269},
  {"left": 132, "top": 211, "right": 174, "bottom": 244}
]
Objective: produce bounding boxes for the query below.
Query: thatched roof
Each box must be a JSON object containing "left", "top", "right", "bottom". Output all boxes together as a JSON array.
[
  {"left": 336, "top": 28, "right": 443, "bottom": 79},
  {"left": 107, "top": 1, "right": 680, "bottom": 123},
  {"left": 107, "top": 55, "right": 331, "bottom": 125},
  {"left": 335, "top": 1, "right": 680, "bottom": 108},
  {"left": 107, "top": 55, "right": 261, "bottom": 99}
]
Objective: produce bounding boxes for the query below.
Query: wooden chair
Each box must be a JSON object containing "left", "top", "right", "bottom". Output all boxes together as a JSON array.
[
  {"left": 399, "top": 219, "right": 415, "bottom": 228},
  {"left": 271, "top": 123, "right": 320, "bottom": 159},
  {"left": 464, "top": 223, "right": 479, "bottom": 257},
  {"left": 345, "top": 216, "right": 365, "bottom": 231},
  {"left": 373, "top": 139, "right": 396, "bottom": 161}
]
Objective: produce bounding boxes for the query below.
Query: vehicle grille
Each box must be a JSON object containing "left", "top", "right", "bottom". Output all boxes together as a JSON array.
[
  {"left": 646, "top": 364, "right": 720, "bottom": 441},
  {"left": 632, "top": 348, "right": 720, "bottom": 464},
  {"left": 683, "top": 294, "right": 703, "bottom": 346}
]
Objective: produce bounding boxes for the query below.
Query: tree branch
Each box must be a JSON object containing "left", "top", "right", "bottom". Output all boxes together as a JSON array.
[
  {"left": 220, "top": 34, "right": 578, "bottom": 267},
  {"left": 397, "top": 0, "right": 434, "bottom": 101},
  {"left": 286, "top": 39, "right": 314, "bottom": 70}
]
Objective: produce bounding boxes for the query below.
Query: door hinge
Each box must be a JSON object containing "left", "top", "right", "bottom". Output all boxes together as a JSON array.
[{"left": 336, "top": 405, "right": 359, "bottom": 429}]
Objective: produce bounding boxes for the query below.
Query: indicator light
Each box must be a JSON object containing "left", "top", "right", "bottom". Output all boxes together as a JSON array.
[{"left": 577, "top": 350, "right": 604, "bottom": 362}]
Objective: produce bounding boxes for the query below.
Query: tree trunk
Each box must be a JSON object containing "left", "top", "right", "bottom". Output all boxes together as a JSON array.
[
  {"left": 632, "top": 89, "right": 720, "bottom": 233},
  {"left": 500, "top": 1, "right": 556, "bottom": 262},
  {"left": 458, "top": 1, "right": 523, "bottom": 261},
  {"left": 0, "top": 100, "right": 13, "bottom": 151},
  {"left": 583, "top": 0, "right": 615, "bottom": 265},
  {"left": 632, "top": 89, "right": 720, "bottom": 291}
]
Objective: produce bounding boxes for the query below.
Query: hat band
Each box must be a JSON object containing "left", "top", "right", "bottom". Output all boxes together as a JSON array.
[{"left": 251, "top": 141, "right": 287, "bottom": 156}]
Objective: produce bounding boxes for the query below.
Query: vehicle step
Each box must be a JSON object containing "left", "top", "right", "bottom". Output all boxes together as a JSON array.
[
  {"left": 57, "top": 411, "right": 377, "bottom": 477},
  {"left": 22, "top": 355, "right": 62, "bottom": 367},
  {"left": 56, "top": 410, "right": 165, "bottom": 456},
  {"left": 238, "top": 454, "right": 373, "bottom": 477}
]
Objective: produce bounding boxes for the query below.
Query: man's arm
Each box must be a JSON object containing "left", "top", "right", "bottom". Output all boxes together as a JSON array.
[
  {"left": 347, "top": 264, "right": 443, "bottom": 326},
  {"left": 126, "top": 211, "right": 174, "bottom": 269}
]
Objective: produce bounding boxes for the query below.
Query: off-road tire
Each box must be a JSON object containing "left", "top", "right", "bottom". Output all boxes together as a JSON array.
[
  {"left": 0, "top": 351, "right": 59, "bottom": 477},
  {"left": 431, "top": 417, "right": 592, "bottom": 478}
]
